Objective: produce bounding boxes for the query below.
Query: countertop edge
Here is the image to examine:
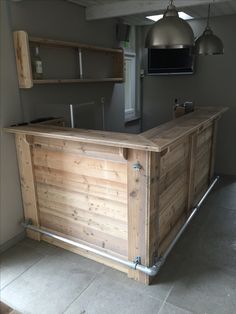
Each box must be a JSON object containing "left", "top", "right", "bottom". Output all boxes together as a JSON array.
[{"left": 4, "top": 106, "right": 228, "bottom": 152}]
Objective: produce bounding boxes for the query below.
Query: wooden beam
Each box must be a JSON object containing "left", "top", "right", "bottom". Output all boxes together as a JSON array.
[
  {"left": 85, "top": 0, "right": 228, "bottom": 20},
  {"left": 13, "top": 31, "right": 33, "bottom": 88},
  {"left": 209, "top": 119, "right": 219, "bottom": 181},
  {"left": 127, "top": 149, "right": 159, "bottom": 284},
  {"left": 187, "top": 132, "right": 197, "bottom": 215},
  {"left": 15, "top": 134, "right": 40, "bottom": 241}
]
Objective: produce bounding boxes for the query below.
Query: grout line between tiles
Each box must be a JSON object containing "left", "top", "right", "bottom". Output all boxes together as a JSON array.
[
  {"left": 61, "top": 273, "right": 98, "bottom": 314},
  {"left": 163, "top": 301, "right": 196, "bottom": 314},
  {"left": 0, "top": 256, "right": 44, "bottom": 292},
  {"left": 157, "top": 284, "right": 174, "bottom": 314}
]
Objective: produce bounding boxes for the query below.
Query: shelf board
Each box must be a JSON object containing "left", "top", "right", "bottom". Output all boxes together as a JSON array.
[
  {"left": 33, "top": 78, "right": 124, "bottom": 84},
  {"left": 29, "top": 36, "right": 123, "bottom": 54},
  {"left": 13, "top": 31, "right": 124, "bottom": 88}
]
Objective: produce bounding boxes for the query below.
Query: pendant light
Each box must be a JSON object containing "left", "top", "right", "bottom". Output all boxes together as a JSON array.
[
  {"left": 145, "top": 0, "right": 194, "bottom": 49},
  {"left": 195, "top": 4, "right": 224, "bottom": 55}
]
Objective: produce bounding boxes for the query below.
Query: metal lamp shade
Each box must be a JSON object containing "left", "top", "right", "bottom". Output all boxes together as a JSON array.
[
  {"left": 195, "top": 28, "right": 224, "bottom": 55},
  {"left": 145, "top": 3, "right": 194, "bottom": 49}
]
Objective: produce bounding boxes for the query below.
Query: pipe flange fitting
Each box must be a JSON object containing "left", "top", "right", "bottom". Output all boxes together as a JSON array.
[{"left": 132, "top": 163, "right": 142, "bottom": 171}]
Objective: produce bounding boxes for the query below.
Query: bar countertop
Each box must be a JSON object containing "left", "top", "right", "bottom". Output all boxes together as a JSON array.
[{"left": 4, "top": 106, "right": 227, "bottom": 152}]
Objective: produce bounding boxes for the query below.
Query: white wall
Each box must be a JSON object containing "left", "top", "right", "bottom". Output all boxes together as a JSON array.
[{"left": 141, "top": 14, "right": 236, "bottom": 175}]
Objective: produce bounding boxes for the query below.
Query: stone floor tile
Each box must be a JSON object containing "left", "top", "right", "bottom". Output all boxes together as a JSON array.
[{"left": 64, "top": 271, "right": 163, "bottom": 314}]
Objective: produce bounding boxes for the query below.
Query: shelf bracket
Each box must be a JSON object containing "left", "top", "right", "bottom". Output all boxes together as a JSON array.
[{"left": 78, "top": 48, "right": 83, "bottom": 79}]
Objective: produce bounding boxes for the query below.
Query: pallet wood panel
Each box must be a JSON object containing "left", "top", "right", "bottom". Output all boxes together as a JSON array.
[
  {"left": 34, "top": 166, "right": 127, "bottom": 204},
  {"left": 31, "top": 138, "right": 128, "bottom": 259},
  {"left": 32, "top": 136, "right": 128, "bottom": 162},
  {"left": 196, "top": 125, "right": 213, "bottom": 149},
  {"left": 159, "top": 186, "right": 188, "bottom": 242},
  {"left": 159, "top": 214, "right": 186, "bottom": 257},
  {"left": 32, "top": 147, "right": 127, "bottom": 184},
  {"left": 160, "top": 138, "right": 189, "bottom": 175},
  {"left": 37, "top": 188, "right": 127, "bottom": 239},
  {"left": 159, "top": 158, "right": 188, "bottom": 195},
  {"left": 40, "top": 212, "right": 127, "bottom": 256},
  {"left": 159, "top": 172, "right": 188, "bottom": 212},
  {"left": 7, "top": 108, "right": 226, "bottom": 284},
  {"left": 36, "top": 182, "right": 127, "bottom": 221},
  {"left": 194, "top": 149, "right": 211, "bottom": 188}
]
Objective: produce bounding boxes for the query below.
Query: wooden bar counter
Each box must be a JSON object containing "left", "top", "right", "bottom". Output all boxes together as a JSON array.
[{"left": 5, "top": 106, "right": 227, "bottom": 284}]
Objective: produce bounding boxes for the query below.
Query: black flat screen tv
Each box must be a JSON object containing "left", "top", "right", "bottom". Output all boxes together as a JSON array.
[{"left": 148, "top": 48, "right": 195, "bottom": 75}]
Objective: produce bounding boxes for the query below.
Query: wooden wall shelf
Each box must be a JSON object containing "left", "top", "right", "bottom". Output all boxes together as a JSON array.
[
  {"left": 13, "top": 31, "right": 124, "bottom": 89},
  {"left": 33, "top": 78, "right": 124, "bottom": 85}
]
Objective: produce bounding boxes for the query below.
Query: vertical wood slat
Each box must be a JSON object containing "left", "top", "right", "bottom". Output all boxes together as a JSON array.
[
  {"left": 209, "top": 119, "right": 218, "bottom": 181},
  {"left": 13, "top": 31, "right": 33, "bottom": 88},
  {"left": 187, "top": 133, "right": 197, "bottom": 215},
  {"left": 127, "top": 149, "right": 159, "bottom": 284},
  {"left": 15, "top": 134, "right": 40, "bottom": 240},
  {"left": 147, "top": 152, "right": 160, "bottom": 265},
  {"left": 127, "top": 150, "right": 147, "bottom": 283}
]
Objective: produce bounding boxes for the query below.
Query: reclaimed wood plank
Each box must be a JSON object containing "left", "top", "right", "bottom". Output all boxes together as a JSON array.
[
  {"left": 159, "top": 172, "right": 188, "bottom": 213},
  {"left": 29, "top": 35, "right": 123, "bottom": 54},
  {"left": 32, "top": 147, "right": 127, "bottom": 184},
  {"left": 160, "top": 138, "right": 189, "bottom": 175},
  {"left": 40, "top": 211, "right": 127, "bottom": 256},
  {"left": 146, "top": 152, "right": 160, "bottom": 270},
  {"left": 34, "top": 166, "right": 127, "bottom": 204},
  {"left": 159, "top": 214, "right": 186, "bottom": 257},
  {"left": 187, "top": 133, "right": 197, "bottom": 213},
  {"left": 127, "top": 150, "right": 160, "bottom": 284},
  {"left": 127, "top": 150, "right": 148, "bottom": 283},
  {"left": 13, "top": 31, "right": 33, "bottom": 88},
  {"left": 159, "top": 188, "right": 187, "bottom": 242},
  {"left": 32, "top": 136, "right": 128, "bottom": 162},
  {"left": 36, "top": 187, "right": 127, "bottom": 239},
  {"left": 196, "top": 125, "right": 213, "bottom": 148},
  {"left": 15, "top": 134, "right": 40, "bottom": 240},
  {"left": 209, "top": 120, "right": 218, "bottom": 180},
  {"left": 159, "top": 158, "right": 188, "bottom": 194}
]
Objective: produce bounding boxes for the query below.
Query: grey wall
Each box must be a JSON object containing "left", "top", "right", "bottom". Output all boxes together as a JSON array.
[
  {"left": 10, "top": 0, "right": 117, "bottom": 128},
  {"left": 0, "top": 0, "right": 139, "bottom": 246},
  {"left": 141, "top": 14, "right": 236, "bottom": 175},
  {"left": 9, "top": 0, "right": 140, "bottom": 132},
  {"left": 0, "top": 0, "right": 24, "bottom": 246}
]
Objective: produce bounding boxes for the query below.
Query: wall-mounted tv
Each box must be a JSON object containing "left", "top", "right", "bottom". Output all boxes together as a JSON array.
[{"left": 148, "top": 48, "right": 195, "bottom": 75}]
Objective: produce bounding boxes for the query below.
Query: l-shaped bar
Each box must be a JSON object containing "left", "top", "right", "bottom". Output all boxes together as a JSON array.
[{"left": 5, "top": 106, "right": 227, "bottom": 284}]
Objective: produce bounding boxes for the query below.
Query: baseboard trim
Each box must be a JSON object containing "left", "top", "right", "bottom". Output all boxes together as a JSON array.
[{"left": 0, "top": 231, "right": 26, "bottom": 254}]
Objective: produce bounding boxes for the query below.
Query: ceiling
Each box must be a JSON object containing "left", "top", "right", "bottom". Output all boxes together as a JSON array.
[{"left": 68, "top": 0, "right": 236, "bottom": 24}]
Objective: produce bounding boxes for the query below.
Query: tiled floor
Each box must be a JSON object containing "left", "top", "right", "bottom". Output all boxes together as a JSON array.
[{"left": 0, "top": 177, "right": 236, "bottom": 314}]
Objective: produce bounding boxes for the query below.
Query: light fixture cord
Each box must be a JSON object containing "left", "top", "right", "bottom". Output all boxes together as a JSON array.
[{"left": 207, "top": 4, "right": 211, "bottom": 28}]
